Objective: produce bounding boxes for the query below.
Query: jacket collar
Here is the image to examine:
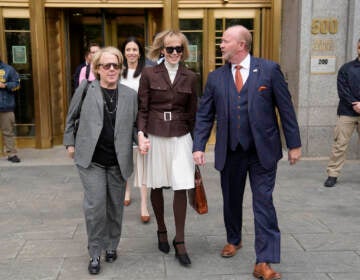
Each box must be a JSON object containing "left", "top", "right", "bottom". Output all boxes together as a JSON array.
[
  {"left": 153, "top": 61, "right": 188, "bottom": 87},
  {"left": 353, "top": 58, "right": 360, "bottom": 67}
]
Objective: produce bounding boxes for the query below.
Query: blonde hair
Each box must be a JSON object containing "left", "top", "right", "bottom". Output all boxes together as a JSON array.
[
  {"left": 91, "top": 46, "right": 123, "bottom": 80},
  {"left": 149, "top": 30, "right": 190, "bottom": 61}
]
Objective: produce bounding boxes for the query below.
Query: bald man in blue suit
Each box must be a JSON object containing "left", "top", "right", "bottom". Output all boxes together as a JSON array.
[{"left": 193, "top": 25, "right": 301, "bottom": 280}]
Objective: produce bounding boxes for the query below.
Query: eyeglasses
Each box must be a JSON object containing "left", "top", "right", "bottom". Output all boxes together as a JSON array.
[
  {"left": 98, "top": 63, "right": 120, "bottom": 70},
  {"left": 165, "top": 46, "right": 184, "bottom": 54}
]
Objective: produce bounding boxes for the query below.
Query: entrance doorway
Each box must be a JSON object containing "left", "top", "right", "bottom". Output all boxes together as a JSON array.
[
  {"left": 2, "top": 12, "right": 35, "bottom": 149},
  {"left": 179, "top": 8, "right": 261, "bottom": 93},
  {"left": 179, "top": 8, "right": 264, "bottom": 144},
  {"left": 67, "top": 8, "right": 159, "bottom": 93}
]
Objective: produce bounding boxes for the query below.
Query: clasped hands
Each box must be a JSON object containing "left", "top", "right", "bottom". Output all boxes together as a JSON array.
[{"left": 138, "top": 133, "right": 150, "bottom": 155}]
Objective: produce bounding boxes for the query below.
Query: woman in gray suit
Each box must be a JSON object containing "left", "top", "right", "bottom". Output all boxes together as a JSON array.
[{"left": 63, "top": 46, "right": 140, "bottom": 275}]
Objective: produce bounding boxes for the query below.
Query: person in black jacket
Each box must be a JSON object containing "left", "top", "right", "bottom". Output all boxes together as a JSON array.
[
  {"left": 73, "top": 50, "right": 89, "bottom": 89},
  {"left": 324, "top": 38, "right": 360, "bottom": 187}
]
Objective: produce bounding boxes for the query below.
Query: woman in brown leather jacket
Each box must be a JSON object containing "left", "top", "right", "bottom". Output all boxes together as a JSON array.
[{"left": 137, "top": 30, "right": 198, "bottom": 266}]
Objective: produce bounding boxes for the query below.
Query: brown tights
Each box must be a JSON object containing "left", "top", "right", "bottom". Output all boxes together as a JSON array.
[{"left": 150, "top": 188, "right": 187, "bottom": 254}]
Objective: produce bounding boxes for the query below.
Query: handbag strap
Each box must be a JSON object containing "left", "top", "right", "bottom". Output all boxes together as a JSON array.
[
  {"left": 75, "top": 81, "right": 90, "bottom": 120},
  {"left": 85, "top": 64, "right": 91, "bottom": 80}
]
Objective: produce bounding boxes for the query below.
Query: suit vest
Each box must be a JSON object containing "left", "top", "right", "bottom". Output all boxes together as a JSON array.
[{"left": 228, "top": 75, "right": 254, "bottom": 151}]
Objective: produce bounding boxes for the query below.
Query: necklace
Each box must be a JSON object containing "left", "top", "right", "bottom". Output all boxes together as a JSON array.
[{"left": 101, "top": 87, "right": 118, "bottom": 114}]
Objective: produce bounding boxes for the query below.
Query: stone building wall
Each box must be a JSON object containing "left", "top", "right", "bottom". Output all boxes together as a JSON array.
[{"left": 281, "top": 0, "right": 360, "bottom": 158}]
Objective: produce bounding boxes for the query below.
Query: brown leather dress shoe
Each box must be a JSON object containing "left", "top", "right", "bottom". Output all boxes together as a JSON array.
[
  {"left": 253, "top": 262, "right": 281, "bottom": 280},
  {"left": 221, "top": 243, "right": 242, "bottom": 258}
]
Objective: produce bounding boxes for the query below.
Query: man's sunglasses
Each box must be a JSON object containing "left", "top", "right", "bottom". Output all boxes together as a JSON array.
[
  {"left": 165, "top": 46, "right": 184, "bottom": 54},
  {"left": 98, "top": 63, "right": 120, "bottom": 70}
]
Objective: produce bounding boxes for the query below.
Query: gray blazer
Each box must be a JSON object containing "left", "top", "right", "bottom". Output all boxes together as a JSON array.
[{"left": 63, "top": 79, "right": 138, "bottom": 179}]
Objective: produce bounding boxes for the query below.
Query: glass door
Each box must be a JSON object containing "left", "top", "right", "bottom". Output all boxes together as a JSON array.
[
  {"left": 67, "top": 9, "right": 150, "bottom": 93},
  {"left": 4, "top": 17, "right": 35, "bottom": 142},
  {"left": 179, "top": 9, "right": 204, "bottom": 97},
  {"left": 179, "top": 9, "right": 260, "bottom": 92},
  {"left": 179, "top": 8, "right": 260, "bottom": 144},
  {"left": 211, "top": 9, "right": 260, "bottom": 71}
]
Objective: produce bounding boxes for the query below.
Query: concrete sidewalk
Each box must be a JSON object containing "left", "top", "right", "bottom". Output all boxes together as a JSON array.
[{"left": 1, "top": 146, "right": 360, "bottom": 280}]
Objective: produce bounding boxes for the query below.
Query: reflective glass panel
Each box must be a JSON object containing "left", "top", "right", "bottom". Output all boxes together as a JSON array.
[
  {"left": 5, "top": 19, "right": 34, "bottom": 136},
  {"left": 180, "top": 19, "right": 203, "bottom": 96},
  {"left": 5, "top": 18, "right": 30, "bottom": 30}
]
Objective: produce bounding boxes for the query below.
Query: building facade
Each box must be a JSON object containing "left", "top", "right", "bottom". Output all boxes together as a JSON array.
[
  {"left": 281, "top": 0, "right": 360, "bottom": 158},
  {"left": 0, "top": 0, "right": 359, "bottom": 157}
]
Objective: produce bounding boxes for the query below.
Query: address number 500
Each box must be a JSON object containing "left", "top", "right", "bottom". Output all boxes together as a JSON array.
[{"left": 311, "top": 18, "right": 338, "bottom": 34}]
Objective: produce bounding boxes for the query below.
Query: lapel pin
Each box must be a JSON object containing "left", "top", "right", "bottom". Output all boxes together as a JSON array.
[{"left": 253, "top": 69, "right": 258, "bottom": 72}]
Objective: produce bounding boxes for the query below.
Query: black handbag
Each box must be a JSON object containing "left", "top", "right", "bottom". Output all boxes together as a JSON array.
[{"left": 73, "top": 81, "right": 90, "bottom": 138}]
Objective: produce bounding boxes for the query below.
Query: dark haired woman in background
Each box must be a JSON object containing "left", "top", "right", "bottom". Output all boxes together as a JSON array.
[{"left": 120, "top": 37, "right": 150, "bottom": 223}]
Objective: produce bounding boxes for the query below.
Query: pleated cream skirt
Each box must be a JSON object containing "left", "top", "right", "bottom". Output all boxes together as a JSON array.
[
  {"left": 134, "top": 148, "right": 146, "bottom": 188},
  {"left": 135, "top": 133, "right": 195, "bottom": 190}
]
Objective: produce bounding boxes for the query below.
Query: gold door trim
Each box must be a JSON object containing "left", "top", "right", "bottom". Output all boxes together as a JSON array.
[
  {"left": 178, "top": 9, "right": 204, "bottom": 18},
  {"left": 0, "top": 1, "right": 28, "bottom": 7},
  {"left": 2, "top": 9, "right": 29, "bottom": 17},
  {"left": 178, "top": 0, "right": 271, "bottom": 8},
  {"left": 213, "top": 8, "right": 258, "bottom": 18},
  {"left": 44, "top": 1, "right": 163, "bottom": 8}
]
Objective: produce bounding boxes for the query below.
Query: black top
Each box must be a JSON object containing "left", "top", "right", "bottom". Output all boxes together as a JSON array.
[
  {"left": 92, "top": 87, "right": 118, "bottom": 166},
  {"left": 337, "top": 58, "right": 360, "bottom": 116}
]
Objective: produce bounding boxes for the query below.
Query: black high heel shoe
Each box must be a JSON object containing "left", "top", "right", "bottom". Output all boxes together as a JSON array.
[
  {"left": 173, "top": 239, "right": 191, "bottom": 266},
  {"left": 157, "top": 231, "right": 170, "bottom": 253}
]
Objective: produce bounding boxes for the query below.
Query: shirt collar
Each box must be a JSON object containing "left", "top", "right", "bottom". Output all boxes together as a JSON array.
[{"left": 232, "top": 53, "right": 251, "bottom": 70}]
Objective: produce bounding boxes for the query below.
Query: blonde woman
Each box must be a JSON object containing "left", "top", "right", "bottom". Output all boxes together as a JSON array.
[
  {"left": 64, "top": 47, "right": 139, "bottom": 275},
  {"left": 137, "top": 30, "right": 198, "bottom": 266}
]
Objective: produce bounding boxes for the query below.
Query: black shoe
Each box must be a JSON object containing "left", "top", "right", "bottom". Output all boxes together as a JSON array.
[
  {"left": 173, "top": 239, "right": 191, "bottom": 266},
  {"left": 88, "top": 256, "right": 100, "bottom": 275},
  {"left": 324, "top": 176, "right": 337, "bottom": 187},
  {"left": 157, "top": 231, "right": 170, "bottom": 253},
  {"left": 105, "top": 250, "right": 117, "bottom": 263},
  {"left": 7, "top": 155, "right": 20, "bottom": 163}
]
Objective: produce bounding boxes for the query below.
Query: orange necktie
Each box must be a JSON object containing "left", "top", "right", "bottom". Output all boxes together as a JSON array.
[{"left": 235, "top": 65, "right": 243, "bottom": 92}]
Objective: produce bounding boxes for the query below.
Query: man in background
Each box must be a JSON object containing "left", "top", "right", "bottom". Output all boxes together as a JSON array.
[
  {"left": 73, "top": 50, "right": 89, "bottom": 89},
  {"left": 0, "top": 54, "right": 21, "bottom": 163},
  {"left": 324, "top": 38, "right": 360, "bottom": 188},
  {"left": 78, "top": 42, "right": 100, "bottom": 85}
]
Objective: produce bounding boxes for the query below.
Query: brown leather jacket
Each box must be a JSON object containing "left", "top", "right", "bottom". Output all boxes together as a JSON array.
[{"left": 137, "top": 62, "right": 198, "bottom": 137}]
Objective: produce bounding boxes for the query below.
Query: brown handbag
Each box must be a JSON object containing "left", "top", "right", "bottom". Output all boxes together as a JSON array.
[{"left": 188, "top": 165, "right": 208, "bottom": 214}]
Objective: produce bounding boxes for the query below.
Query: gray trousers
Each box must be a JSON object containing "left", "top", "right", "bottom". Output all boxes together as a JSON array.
[{"left": 77, "top": 162, "right": 126, "bottom": 258}]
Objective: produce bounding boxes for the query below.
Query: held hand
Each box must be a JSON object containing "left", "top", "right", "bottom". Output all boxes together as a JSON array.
[
  {"left": 67, "top": 146, "right": 75, "bottom": 159},
  {"left": 288, "top": 147, "right": 301, "bottom": 165},
  {"left": 139, "top": 134, "right": 150, "bottom": 155},
  {"left": 193, "top": 151, "right": 206, "bottom": 165},
  {"left": 0, "top": 82, "right": 5, "bottom": 89}
]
